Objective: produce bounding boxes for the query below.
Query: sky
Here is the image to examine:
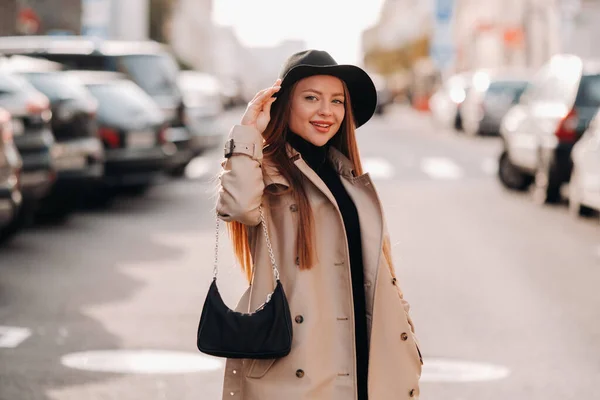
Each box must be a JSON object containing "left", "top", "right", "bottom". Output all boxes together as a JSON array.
[{"left": 211, "top": 0, "right": 386, "bottom": 65}]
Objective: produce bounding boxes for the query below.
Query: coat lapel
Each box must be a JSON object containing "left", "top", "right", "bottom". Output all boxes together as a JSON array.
[{"left": 293, "top": 158, "right": 341, "bottom": 211}]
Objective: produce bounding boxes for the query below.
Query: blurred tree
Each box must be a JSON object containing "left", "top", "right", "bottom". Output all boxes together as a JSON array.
[
  {"left": 150, "top": 0, "right": 176, "bottom": 43},
  {"left": 0, "top": 0, "right": 18, "bottom": 36},
  {"left": 18, "top": 0, "right": 81, "bottom": 35}
]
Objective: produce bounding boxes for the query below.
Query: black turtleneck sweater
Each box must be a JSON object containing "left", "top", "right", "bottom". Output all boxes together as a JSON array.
[{"left": 287, "top": 132, "right": 369, "bottom": 400}]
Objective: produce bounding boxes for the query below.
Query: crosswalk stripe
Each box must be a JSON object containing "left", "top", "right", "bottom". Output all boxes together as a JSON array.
[
  {"left": 420, "top": 157, "right": 464, "bottom": 180},
  {"left": 0, "top": 326, "right": 32, "bottom": 348},
  {"left": 185, "top": 157, "right": 213, "bottom": 180},
  {"left": 362, "top": 157, "right": 395, "bottom": 180},
  {"left": 189, "top": 154, "right": 495, "bottom": 182}
]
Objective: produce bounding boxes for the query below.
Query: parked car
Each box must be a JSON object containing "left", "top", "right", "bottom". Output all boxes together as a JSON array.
[
  {"left": 498, "top": 54, "right": 600, "bottom": 204},
  {"left": 0, "top": 107, "right": 23, "bottom": 242},
  {"left": 0, "top": 36, "right": 200, "bottom": 176},
  {"left": 176, "top": 71, "right": 226, "bottom": 173},
  {"left": 0, "top": 70, "right": 56, "bottom": 223},
  {"left": 459, "top": 70, "right": 530, "bottom": 136},
  {"left": 3, "top": 57, "right": 105, "bottom": 217},
  {"left": 68, "top": 71, "right": 173, "bottom": 199},
  {"left": 218, "top": 77, "right": 245, "bottom": 109},
  {"left": 569, "top": 111, "right": 600, "bottom": 217},
  {"left": 429, "top": 72, "right": 473, "bottom": 131}
]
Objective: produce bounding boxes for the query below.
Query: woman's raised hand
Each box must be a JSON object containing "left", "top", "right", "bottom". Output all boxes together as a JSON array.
[{"left": 240, "top": 79, "right": 282, "bottom": 134}]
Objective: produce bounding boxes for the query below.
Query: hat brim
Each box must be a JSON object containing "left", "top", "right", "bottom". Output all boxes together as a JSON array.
[{"left": 275, "top": 64, "right": 378, "bottom": 128}]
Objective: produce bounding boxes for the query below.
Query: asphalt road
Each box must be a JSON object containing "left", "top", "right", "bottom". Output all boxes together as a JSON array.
[{"left": 1, "top": 105, "right": 599, "bottom": 400}]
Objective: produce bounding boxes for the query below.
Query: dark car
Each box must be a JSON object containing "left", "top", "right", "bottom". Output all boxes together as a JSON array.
[
  {"left": 460, "top": 71, "right": 531, "bottom": 136},
  {"left": 0, "top": 107, "right": 23, "bottom": 242},
  {"left": 15, "top": 69, "right": 105, "bottom": 216},
  {"left": 69, "top": 71, "right": 172, "bottom": 198},
  {"left": 0, "top": 70, "right": 56, "bottom": 221},
  {"left": 0, "top": 36, "right": 202, "bottom": 176},
  {"left": 498, "top": 54, "right": 600, "bottom": 203}
]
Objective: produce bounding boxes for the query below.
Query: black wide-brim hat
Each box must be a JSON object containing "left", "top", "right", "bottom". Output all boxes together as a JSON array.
[{"left": 275, "top": 50, "right": 377, "bottom": 128}]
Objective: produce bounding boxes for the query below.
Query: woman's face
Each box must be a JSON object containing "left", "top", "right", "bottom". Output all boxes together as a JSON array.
[{"left": 288, "top": 75, "right": 346, "bottom": 147}]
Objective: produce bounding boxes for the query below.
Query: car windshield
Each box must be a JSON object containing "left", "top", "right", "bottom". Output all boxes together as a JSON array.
[
  {"left": 575, "top": 74, "right": 600, "bottom": 107},
  {"left": 86, "top": 80, "right": 161, "bottom": 120},
  {"left": 22, "top": 72, "right": 91, "bottom": 101},
  {"left": 486, "top": 81, "right": 528, "bottom": 103},
  {"left": 117, "top": 54, "right": 181, "bottom": 97}
]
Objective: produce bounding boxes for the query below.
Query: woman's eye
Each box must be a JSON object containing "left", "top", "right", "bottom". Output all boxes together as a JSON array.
[
  {"left": 333, "top": 99, "right": 344, "bottom": 104},
  {"left": 305, "top": 95, "right": 317, "bottom": 101}
]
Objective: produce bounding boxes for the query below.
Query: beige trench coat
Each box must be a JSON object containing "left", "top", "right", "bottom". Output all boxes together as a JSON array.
[{"left": 216, "top": 125, "right": 422, "bottom": 400}]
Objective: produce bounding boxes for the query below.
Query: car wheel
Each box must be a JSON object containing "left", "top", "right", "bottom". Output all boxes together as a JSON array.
[
  {"left": 81, "top": 186, "right": 115, "bottom": 209},
  {"left": 121, "top": 183, "right": 151, "bottom": 196},
  {"left": 568, "top": 168, "right": 596, "bottom": 217},
  {"left": 0, "top": 205, "right": 30, "bottom": 244},
  {"left": 168, "top": 163, "right": 187, "bottom": 178},
  {"left": 498, "top": 151, "right": 532, "bottom": 191},
  {"left": 36, "top": 193, "right": 76, "bottom": 223},
  {"left": 532, "top": 164, "right": 561, "bottom": 204},
  {"left": 454, "top": 112, "right": 463, "bottom": 131}
]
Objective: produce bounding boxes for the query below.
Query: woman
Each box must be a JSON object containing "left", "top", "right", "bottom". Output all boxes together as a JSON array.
[{"left": 216, "top": 50, "right": 422, "bottom": 400}]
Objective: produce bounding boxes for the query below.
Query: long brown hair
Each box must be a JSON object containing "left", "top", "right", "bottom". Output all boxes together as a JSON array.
[{"left": 227, "top": 78, "right": 396, "bottom": 283}]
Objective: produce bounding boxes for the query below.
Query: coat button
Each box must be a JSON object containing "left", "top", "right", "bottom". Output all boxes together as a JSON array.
[
  {"left": 401, "top": 332, "right": 409, "bottom": 341},
  {"left": 391, "top": 277, "right": 397, "bottom": 285},
  {"left": 295, "top": 315, "right": 304, "bottom": 324},
  {"left": 409, "top": 388, "right": 415, "bottom": 397},
  {"left": 296, "top": 369, "right": 305, "bottom": 378},
  {"left": 289, "top": 204, "right": 298, "bottom": 212}
]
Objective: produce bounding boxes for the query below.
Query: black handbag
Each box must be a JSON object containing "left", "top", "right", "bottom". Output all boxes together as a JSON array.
[{"left": 197, "top": 206, "right": 293, "bottom": 359}]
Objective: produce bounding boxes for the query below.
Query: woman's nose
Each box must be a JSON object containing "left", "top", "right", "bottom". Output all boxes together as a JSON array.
[{"left": 318, "top": 103, "right": 333, "bottom": 116}]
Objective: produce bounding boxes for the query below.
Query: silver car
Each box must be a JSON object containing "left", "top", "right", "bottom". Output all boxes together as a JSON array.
[
  {"left": 460, "top": 71, "right": 530, "bottom": 136},
  {"left": 0, "top": 106, "right": 23, "bottom": 243},
  {"left": 569, "top": 111, "right": 600, "bottom": 218}
]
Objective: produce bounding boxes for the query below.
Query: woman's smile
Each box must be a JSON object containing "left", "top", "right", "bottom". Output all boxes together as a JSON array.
[{"left": 310, "top": 120, "right": 334, "bottom": 133}]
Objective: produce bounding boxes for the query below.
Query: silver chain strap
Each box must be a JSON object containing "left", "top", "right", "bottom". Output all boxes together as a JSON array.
[{"left": 213, "top": 205, "right": 280, "bottom": 282}]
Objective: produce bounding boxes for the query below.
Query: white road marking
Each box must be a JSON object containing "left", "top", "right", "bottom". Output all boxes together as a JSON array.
[
  {"left": 0, "top": 326, "right": 32, "bottom": 348},
  {"left": 362, "top": 157, "right": 395, "bottom": 180},
  {"left": 185, "top": 156, "right": 214, "bottom": 179},
  {"left": 420, "top": 157, "right": 464, "bottom": 180},
  {"left": 421, "top": 358, "right": 511, "bottom": 382},
  {"left": 61, "top": 350, "right": 223, "bottom": 374},
  {"left": 481, "top": 157, "right": 498, "bottom": 175}
]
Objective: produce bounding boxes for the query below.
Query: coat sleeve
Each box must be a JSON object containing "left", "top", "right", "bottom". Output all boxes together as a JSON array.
[{"left": 216, "top": 125, "right": 265, "bottom": 226}]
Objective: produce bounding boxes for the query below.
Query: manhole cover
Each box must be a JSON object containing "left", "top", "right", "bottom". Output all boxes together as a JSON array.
[
  {"left": 421, "top": 358, "right": 510, "bottom": 382},
  {"left": 61, "top": 350, "right": 223, "bottom": 374}
]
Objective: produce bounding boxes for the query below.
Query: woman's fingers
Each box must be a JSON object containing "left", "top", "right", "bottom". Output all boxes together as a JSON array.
[
  {"left": 250, "top": 80, "right": 282, "bottom": 104},
  {"left": 262, "top": 96, "right": 278, "bottom": 116},
  {"left": 249, "top": 88, "right": 269, "bottom": 104},
  {"left": 249, "top": 85, "right": 280, "bottom": 110}
]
